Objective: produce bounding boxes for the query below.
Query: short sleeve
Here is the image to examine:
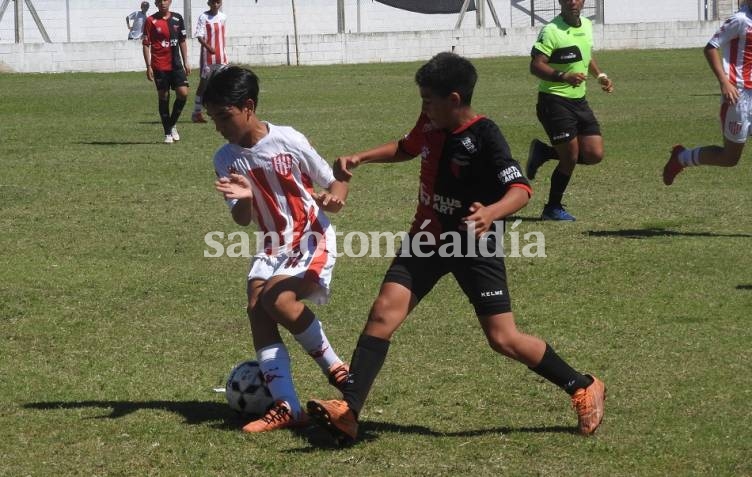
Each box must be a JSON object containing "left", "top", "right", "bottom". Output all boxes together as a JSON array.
[
  {"left": 479, "top": 122, "right": 531, "bottom": 195},
  {"left": 708, "top": 14, "right": 743, "bottom": 49},
  {"left": 141, "top": 19, "right": 152, "bottom": 46},
  {"left": 194, "top": 14, "right": 207, "bottom": 38},
  {"left": 532, "top": 24, "right": 555, "bottom": 57},
  {"left": 398, "top": 114, "right": 429, "bottom": 157},
  {"left": 176, "top": 14, "right": 187, "bottom": 41},
  {"left": 294, "top": 132, "right": 335, "bottom": 189},
  {"left": 127, "top": 12, "right": 137, "bottom": 21}
]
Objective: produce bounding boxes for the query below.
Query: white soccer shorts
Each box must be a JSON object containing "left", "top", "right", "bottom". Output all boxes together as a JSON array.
[{"left": 721, "top": 89, "right": 752, "bottom": 143}]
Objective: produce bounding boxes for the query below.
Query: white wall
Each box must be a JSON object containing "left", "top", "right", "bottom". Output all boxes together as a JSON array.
[
  {"left": 0, "top": 20, "right": 721, "bottom": 73},
  {"left": 0, "top": 0, "right": 722, "bottom": 44}
]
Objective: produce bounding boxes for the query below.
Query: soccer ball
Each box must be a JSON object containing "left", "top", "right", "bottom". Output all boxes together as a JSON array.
[{"left": 225, "top": 360, "right": 274, "bottom": 416}]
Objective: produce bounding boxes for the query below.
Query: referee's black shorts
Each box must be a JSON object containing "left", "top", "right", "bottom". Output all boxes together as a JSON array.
[
  {"left": 536, "top": 92, "right": 601, "bottom": 145},
  {"left": 383, "top": 236, "right": 512, "bottom": 316}
]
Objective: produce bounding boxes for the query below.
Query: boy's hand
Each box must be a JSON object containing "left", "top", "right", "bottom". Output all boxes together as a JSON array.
[
  {"left": 215, "top": 173, "right": 253, "bottom": 200},
  {"left": 333, "top": 155, "right": 360, "bottom": 181},
  {"left": 313, "top": 191, "right": 345, "bottom": 211},
  {"left": 461, "top": 202, "right": 494, "bottom": 237}
]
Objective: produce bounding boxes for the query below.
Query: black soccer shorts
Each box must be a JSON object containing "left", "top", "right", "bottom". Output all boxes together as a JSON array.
[
  {"left": 383, "top": 236, "right": 512, "bottom": 316},
  {"left": 536, "top": 92, "right": 601, "bottom": 145},
  {"left": 153, "top": 69, "right": 189, "bottom": 91}
]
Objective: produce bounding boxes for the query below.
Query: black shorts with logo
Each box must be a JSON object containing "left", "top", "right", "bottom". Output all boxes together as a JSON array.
[
  {"left": 383, "top": 235, "right": 512, "bottom": 316},
  {"left": 153, "top": 69, "right": 189, "bottom": 91},
  {"left": 536, "top": 92, "right": 601, "bottom": 145}
]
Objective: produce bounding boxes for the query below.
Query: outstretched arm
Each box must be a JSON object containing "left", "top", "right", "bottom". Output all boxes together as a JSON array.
[{"left": 333, "top": 141, "right": 414, "bottom": 181}]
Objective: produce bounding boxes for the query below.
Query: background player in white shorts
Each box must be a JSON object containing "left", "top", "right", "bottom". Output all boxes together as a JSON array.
[
  {"left": 192, "top": 0, "right": 228, "bottom": 123},
  {"left": 663, "top": 0, "right": 752, "bottom": 185},
  {"left": 207, "top": 66, "right": 351, "bottom": 433}
]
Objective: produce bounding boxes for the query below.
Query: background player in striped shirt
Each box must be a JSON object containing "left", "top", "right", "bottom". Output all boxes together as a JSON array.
[
  {"left": 205, "top": 66, "right": 351, "bottom": 433},
  {"left": 663, "top": 0, "right": 752, "bottom": 185},
  {"left": 306, "top": 52, "right": 605, "bottom": 445},
  {"left": 142, "top": 0, "right": 190, "bottom": 144},
  {"left": 191, "top": 0, "right": 228, "bottom": 124}
]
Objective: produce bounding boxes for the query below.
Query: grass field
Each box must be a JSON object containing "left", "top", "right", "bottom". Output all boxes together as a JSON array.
[{"left": 1, "top": 48, "right": 751, "bottom": 476}]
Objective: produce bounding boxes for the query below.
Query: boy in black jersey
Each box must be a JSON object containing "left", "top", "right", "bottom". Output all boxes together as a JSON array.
[{"left": 307, "top": 52, "right": 605, "bottom": 445}]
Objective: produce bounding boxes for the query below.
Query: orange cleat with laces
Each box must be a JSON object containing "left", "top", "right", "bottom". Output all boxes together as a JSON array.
[
  {"left": 241, "top": 400, "right": 309, "bottom": 433},
  {"left": 571, "top": 375, "right": 606, "bottom": 435}
]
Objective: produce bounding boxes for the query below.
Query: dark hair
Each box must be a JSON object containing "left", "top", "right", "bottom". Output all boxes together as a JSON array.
[
  {"left": 414, "top": 52, "right": 477, "bottom": 105},
  {"left": 202, "top": 66, "right": 260, "bottom": 110}
]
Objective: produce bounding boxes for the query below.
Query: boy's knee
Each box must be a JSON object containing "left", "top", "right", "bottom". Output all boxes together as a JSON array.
[{"left": 486, "top": 333, "right": 521, "bottom": 358}]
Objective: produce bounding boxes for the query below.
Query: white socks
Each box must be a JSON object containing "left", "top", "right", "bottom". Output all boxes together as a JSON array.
[
  {"left": 678, "top": 147, "right": 701, "bottom": 167},
  {"left": 293, "top": 318, "right": 342, "bottom": 374},
  {"left": 256, "top": 343, "right": 302, "bottom": 417}
]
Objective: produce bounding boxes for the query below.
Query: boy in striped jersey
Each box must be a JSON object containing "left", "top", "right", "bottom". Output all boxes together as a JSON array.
[
  {"left": 192, "top": 0, "right": 228, "bottom": 123},
  {"left": 206, "top": 66, "right": 351, "bottom": 433},
  {"left": 664, "top": 0, "right": 752, "bottom": 184}
]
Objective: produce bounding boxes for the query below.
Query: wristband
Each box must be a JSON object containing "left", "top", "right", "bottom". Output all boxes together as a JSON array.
[
  {"left": 554, "top": 70, "right": 565, "bottom": 81},
  {"left": 597, "top": 73, "right": 608, "bottom": 80}
]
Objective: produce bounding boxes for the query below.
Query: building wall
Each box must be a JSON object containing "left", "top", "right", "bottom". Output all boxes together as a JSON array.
[{"left": 0, "top": 20, "right": 720, "bottom": 73}]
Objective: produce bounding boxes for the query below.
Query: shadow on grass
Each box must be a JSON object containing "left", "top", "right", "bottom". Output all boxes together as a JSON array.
[
  {"left": 737, "top": 285, "right": 752, "bottom": 290},
  {"left": 23, "top": 400, "right": 244, "bottom": 430},
  {"left": 75, "top": 141, "right": 157, "bottom": 145},
  {"left": 586, "top": 227, "right": 752, "bottom": 239},
  {"left": 291, "top": 419, "right": 576, "bottom": 450},
  {"left": 506, "top": 215, "right": 547, "bottom": 223}
]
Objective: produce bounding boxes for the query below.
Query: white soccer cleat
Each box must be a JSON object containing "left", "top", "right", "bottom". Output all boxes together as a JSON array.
[
  {"left": 171, "top": 127, "right": 180, "bottom": 141},
  {"left": 163, "top": 134, "right": 174, "bottom": 144}
]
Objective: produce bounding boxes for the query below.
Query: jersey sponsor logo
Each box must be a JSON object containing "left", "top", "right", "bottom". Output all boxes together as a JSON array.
[
  {"left": 160, "top": 39, "right": 179, "bottom": 47},
  {"left": 550, "top": 45, "right": 583, "bottom": 64},
  {"left": 498, "top": 165, "right": 522, "bottom": 184},
  {"left": 433, "top": 193, "right": 462, "bottom": 215},
  {"left": 272, "top": 153, "right": 294, "bottom": 176}
]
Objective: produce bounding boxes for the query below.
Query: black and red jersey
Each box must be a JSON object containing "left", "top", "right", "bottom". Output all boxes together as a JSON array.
[
  {"left": 398, "top": 114, "right": 532, "bottom": 241},
  {"left": 142, "top": 12, "right": 187, "bottom": 72}
]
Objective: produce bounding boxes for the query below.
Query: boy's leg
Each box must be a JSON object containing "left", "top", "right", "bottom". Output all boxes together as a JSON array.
[
  {"left": 306, "top": 281, "right": 415, "bottom": 443},
  {"left": 157, "top": 88, "right": 172, "bottom": 136},
  {"left": 169, "top": 84, "right": 188, "bottom": 130},
  {"left": 192, "top": 76, "right": 208, "bottom": 122},
  {"left": 242, "top": 279, "right": 307, "bottom": 432},
  {"left": 479, "top": 312, "right": 605, "bottom": 435},
  {"left": 260, "top": 275, "right": 345, "bottom": 382}
]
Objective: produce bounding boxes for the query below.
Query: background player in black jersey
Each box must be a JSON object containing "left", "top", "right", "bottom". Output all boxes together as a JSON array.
[
  {"left": 306, "top": 52, "right": 605, "bottom": 445},
  {"left": 142, "top": 0, "right": 190, "bottom": 144}
]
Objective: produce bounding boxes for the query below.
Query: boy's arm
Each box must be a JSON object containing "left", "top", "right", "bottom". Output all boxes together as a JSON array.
[
  {"left": 215, "top": 174, "right": 254, "bottom": 226},
  {"left": 705, "top": 44, "right": 739, "bottom": 104},
  {"left": 463, "top": 187, "right": 529, "bottom": 237},
  {"left": 316, "top": 179, "right": 349, "bottom": 213},
  {"left": 334, "top": 141, "right": 414, "bottom": 181},
  {"left": 197, "top": 36, "right": 214, "bottom": 54},
  {"left": 179, "top": 39, "right": 191, "bottom": 75}
]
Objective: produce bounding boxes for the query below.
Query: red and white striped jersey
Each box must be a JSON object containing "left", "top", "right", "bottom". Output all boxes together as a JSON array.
[
  {"left": 195, "top": 10, "right": 227, "bottom": 67},
  {"left": 709, "top": 5, "right": 752, "bottom": 90},
  {"left": 213, "top": 123, "right": 335, "bottom": 255}
]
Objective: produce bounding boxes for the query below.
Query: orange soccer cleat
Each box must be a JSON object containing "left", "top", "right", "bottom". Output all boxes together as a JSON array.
[
  {"left": 571, "top": 375, "right": 606, "bottom": 435},
  {"left": 663, "top": 145, "right": 685, "bottom": 185},
  {"left": 327, "top": 362, "right": 350, "bottom": 393},
  {"left": 241, "top": 400, "right": 309, "bottom": 433},
  {"left": 306, "top": 399, "right": 358, "bottom": 444}
]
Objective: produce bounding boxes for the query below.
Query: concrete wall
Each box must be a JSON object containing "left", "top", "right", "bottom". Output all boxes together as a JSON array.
[
  {"left": 0, "top": 0, "right": 731, "bottom": 44},
  {"left": 0, "top": 20, "right": 720, "bottom": 73}
]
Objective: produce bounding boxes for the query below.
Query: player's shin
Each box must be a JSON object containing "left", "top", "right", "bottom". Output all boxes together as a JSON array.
[{"left": 343, "top": 334, "right": 390, "bottom": 416}]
